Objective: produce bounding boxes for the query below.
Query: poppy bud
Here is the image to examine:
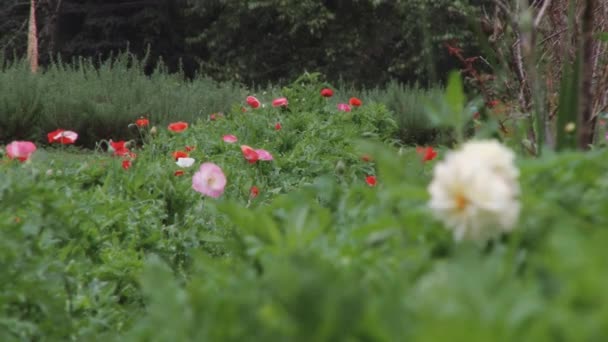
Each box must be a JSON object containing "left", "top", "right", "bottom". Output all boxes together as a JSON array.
[{"left": 335, "top": 160, "right": 345, "bottom": 174}]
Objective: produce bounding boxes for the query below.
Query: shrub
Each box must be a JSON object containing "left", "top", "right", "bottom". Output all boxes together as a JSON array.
[
  {"left": 365, "top": 81, "right": 450, "bottom": 145},
  {"left": 0, "top": 54, "right": 247, "bottom": 147}
]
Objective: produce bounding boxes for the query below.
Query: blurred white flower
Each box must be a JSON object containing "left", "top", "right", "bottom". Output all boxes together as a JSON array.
[
  {"left": 176, "top": 157, "right": 195, "bottom": 168},
  {"left": 428, "top": 140, "right": 520, "bottom": 242}
]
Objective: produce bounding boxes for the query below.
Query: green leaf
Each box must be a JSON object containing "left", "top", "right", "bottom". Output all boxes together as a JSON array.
[
  {"left": 446, "top": 71, "right": 465, "bottom": 115},
  {"left": 595, "top": 32, "right": 608, "bottom": 42}
]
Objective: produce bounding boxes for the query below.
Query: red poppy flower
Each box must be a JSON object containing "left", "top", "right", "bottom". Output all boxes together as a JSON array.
[
  {"left": 365, "top": 175, "right": 377, "bottom": 187},
  {"left": 416, "top": 146, "right": 438, "bottom": 162},
  {"left": 109, "top": 140, "right": 130, "bottom": 157},
  {"left": 240, "top": 145, "right": 259, "bottom": 164},
  {"left": 122, "top": 159, "right": 132, "bottom": 170},
  {"left": 320, "top": 88, "right": 333, "bottom": 97},
  {"left": 47, "top": 129, "right": 78, "bottom": 144},
  {"left": 174, "top": 170, "right": 185, "bottom": 176},
  {"left": 168, "top": 121, "right": 189, "bottom": 133},
  {"left": 246, "top": 96, "right": 261, "bottom": 109},
  {"left": 172, "top": 150, "right": 189, "bottom": 160},
  {"left": 185, "top": 146, "right": 195, "bottom": 152},
  {"left": 275, "top": 122, "right": 282, "bottom": 131},
  {"left": 361, "top": 154, "right": 372, "bottom": 162},
  {"left": 250, "top": 186, "right": 259, "bottom": 198},
  {"left": 135, "top": 118, "right": 149, "bottom": 127},
  {"left": 349, "top": 97, "right": 362, "bottom": 107}
]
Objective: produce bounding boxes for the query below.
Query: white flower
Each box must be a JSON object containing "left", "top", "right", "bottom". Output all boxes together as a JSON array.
[
  {"left": 176, "top": 157, "right": 195, "bottom": 168},
  {"left": 428, "top": 140, "right": 520, "bottom": 242}
]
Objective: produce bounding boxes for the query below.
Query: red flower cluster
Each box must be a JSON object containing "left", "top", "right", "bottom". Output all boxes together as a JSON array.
[{"left": 109, "top": 140, "right": 136, "bottom": 170}]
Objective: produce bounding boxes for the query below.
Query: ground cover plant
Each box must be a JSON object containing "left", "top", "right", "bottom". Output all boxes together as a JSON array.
[{"left": 3, "top": 65, "right": 608, "bottom": 341}]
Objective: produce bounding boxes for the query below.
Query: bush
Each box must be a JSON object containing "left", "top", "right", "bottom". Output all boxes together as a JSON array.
[
  {"left": 0, "top": 54, "right": 247, "bottom": 147},
  {"left": 365, "top": 81, "right": 451, "bottom": 145}
]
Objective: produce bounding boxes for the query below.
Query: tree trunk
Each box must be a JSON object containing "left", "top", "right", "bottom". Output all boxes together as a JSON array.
[
  {"left": 27, "top": 0, "right": 38, "bottom": 73},
  {"left": 577, "top": 0, "right": 596, "bottom": 149}
]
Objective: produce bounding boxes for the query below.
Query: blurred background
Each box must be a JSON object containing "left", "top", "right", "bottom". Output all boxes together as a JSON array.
[{"left": 0, "top": 0, "right": 491, "bottom": 87}]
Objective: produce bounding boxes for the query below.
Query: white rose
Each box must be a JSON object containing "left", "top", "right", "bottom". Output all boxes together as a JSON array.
[{"left": 428, "top": 140, "right": 520, "bottom": 242}]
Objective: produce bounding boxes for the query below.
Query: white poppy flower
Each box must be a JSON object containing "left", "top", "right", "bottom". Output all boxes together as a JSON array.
[
  {"left": 428, "top": 140, "right": 520, "bottom": 242},
  {"left": 176, "top": 157, "right": 195, "bottom": 168}
]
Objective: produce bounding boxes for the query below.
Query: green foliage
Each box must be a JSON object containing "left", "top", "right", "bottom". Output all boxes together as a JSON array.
[
  {"left": 183, "top": 0, "right": 489, "bottom": 86},
  {"left": 0, "top": 54, "right": 247, "bottom": 146},
  {"left": 0, "top": 78, "right": 397, "bottom": 340},
  {"left": 1, "top": 0, "right": 491, "bottom": 86},
  {"left": 124, "top": 146, "right": 608, "bottom": 341},
  {"left": 0, "top": 60, "right": 434, "bottom": 147},
  {"left": 596, "top": 32, "right": 608, "bottom": 42},
  {"left": 365, "top": 81, "right": 448, "bottom": 145},
  {"left": 3, "top": 69, "right": 608, "bottom": 341}
]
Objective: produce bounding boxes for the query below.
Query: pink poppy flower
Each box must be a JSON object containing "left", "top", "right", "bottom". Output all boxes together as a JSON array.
[
  {"left": 337, "top": 103, "right": 351, "bottom": 112},
  {"left": 255, "top": 149, "right": 273, "bottom": 161},
  {"left": 246, "top": 96, "right": 261, "bottom": 109},
  {"left": 272, "top": 97, "right": 288, "bottom": 108},
  {"left": 222, "top": 134, "right": 238, "bottom": 143},
  {"left": 241, "top": 145, "right": 259, "bottom": 164},
  {"left": 6, "top": 141, "right": 37, "bottom": 162},
  {"left": 47, "top": 129, "right": 78, "bottom": 144},
  {"left": 192, "top": 162, "right": 227, "bottom": 198}
]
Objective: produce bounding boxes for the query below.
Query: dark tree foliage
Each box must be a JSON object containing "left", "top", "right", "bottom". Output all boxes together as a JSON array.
[{"left": 0, "top": 0, "right": 492, "bottom": 86}]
